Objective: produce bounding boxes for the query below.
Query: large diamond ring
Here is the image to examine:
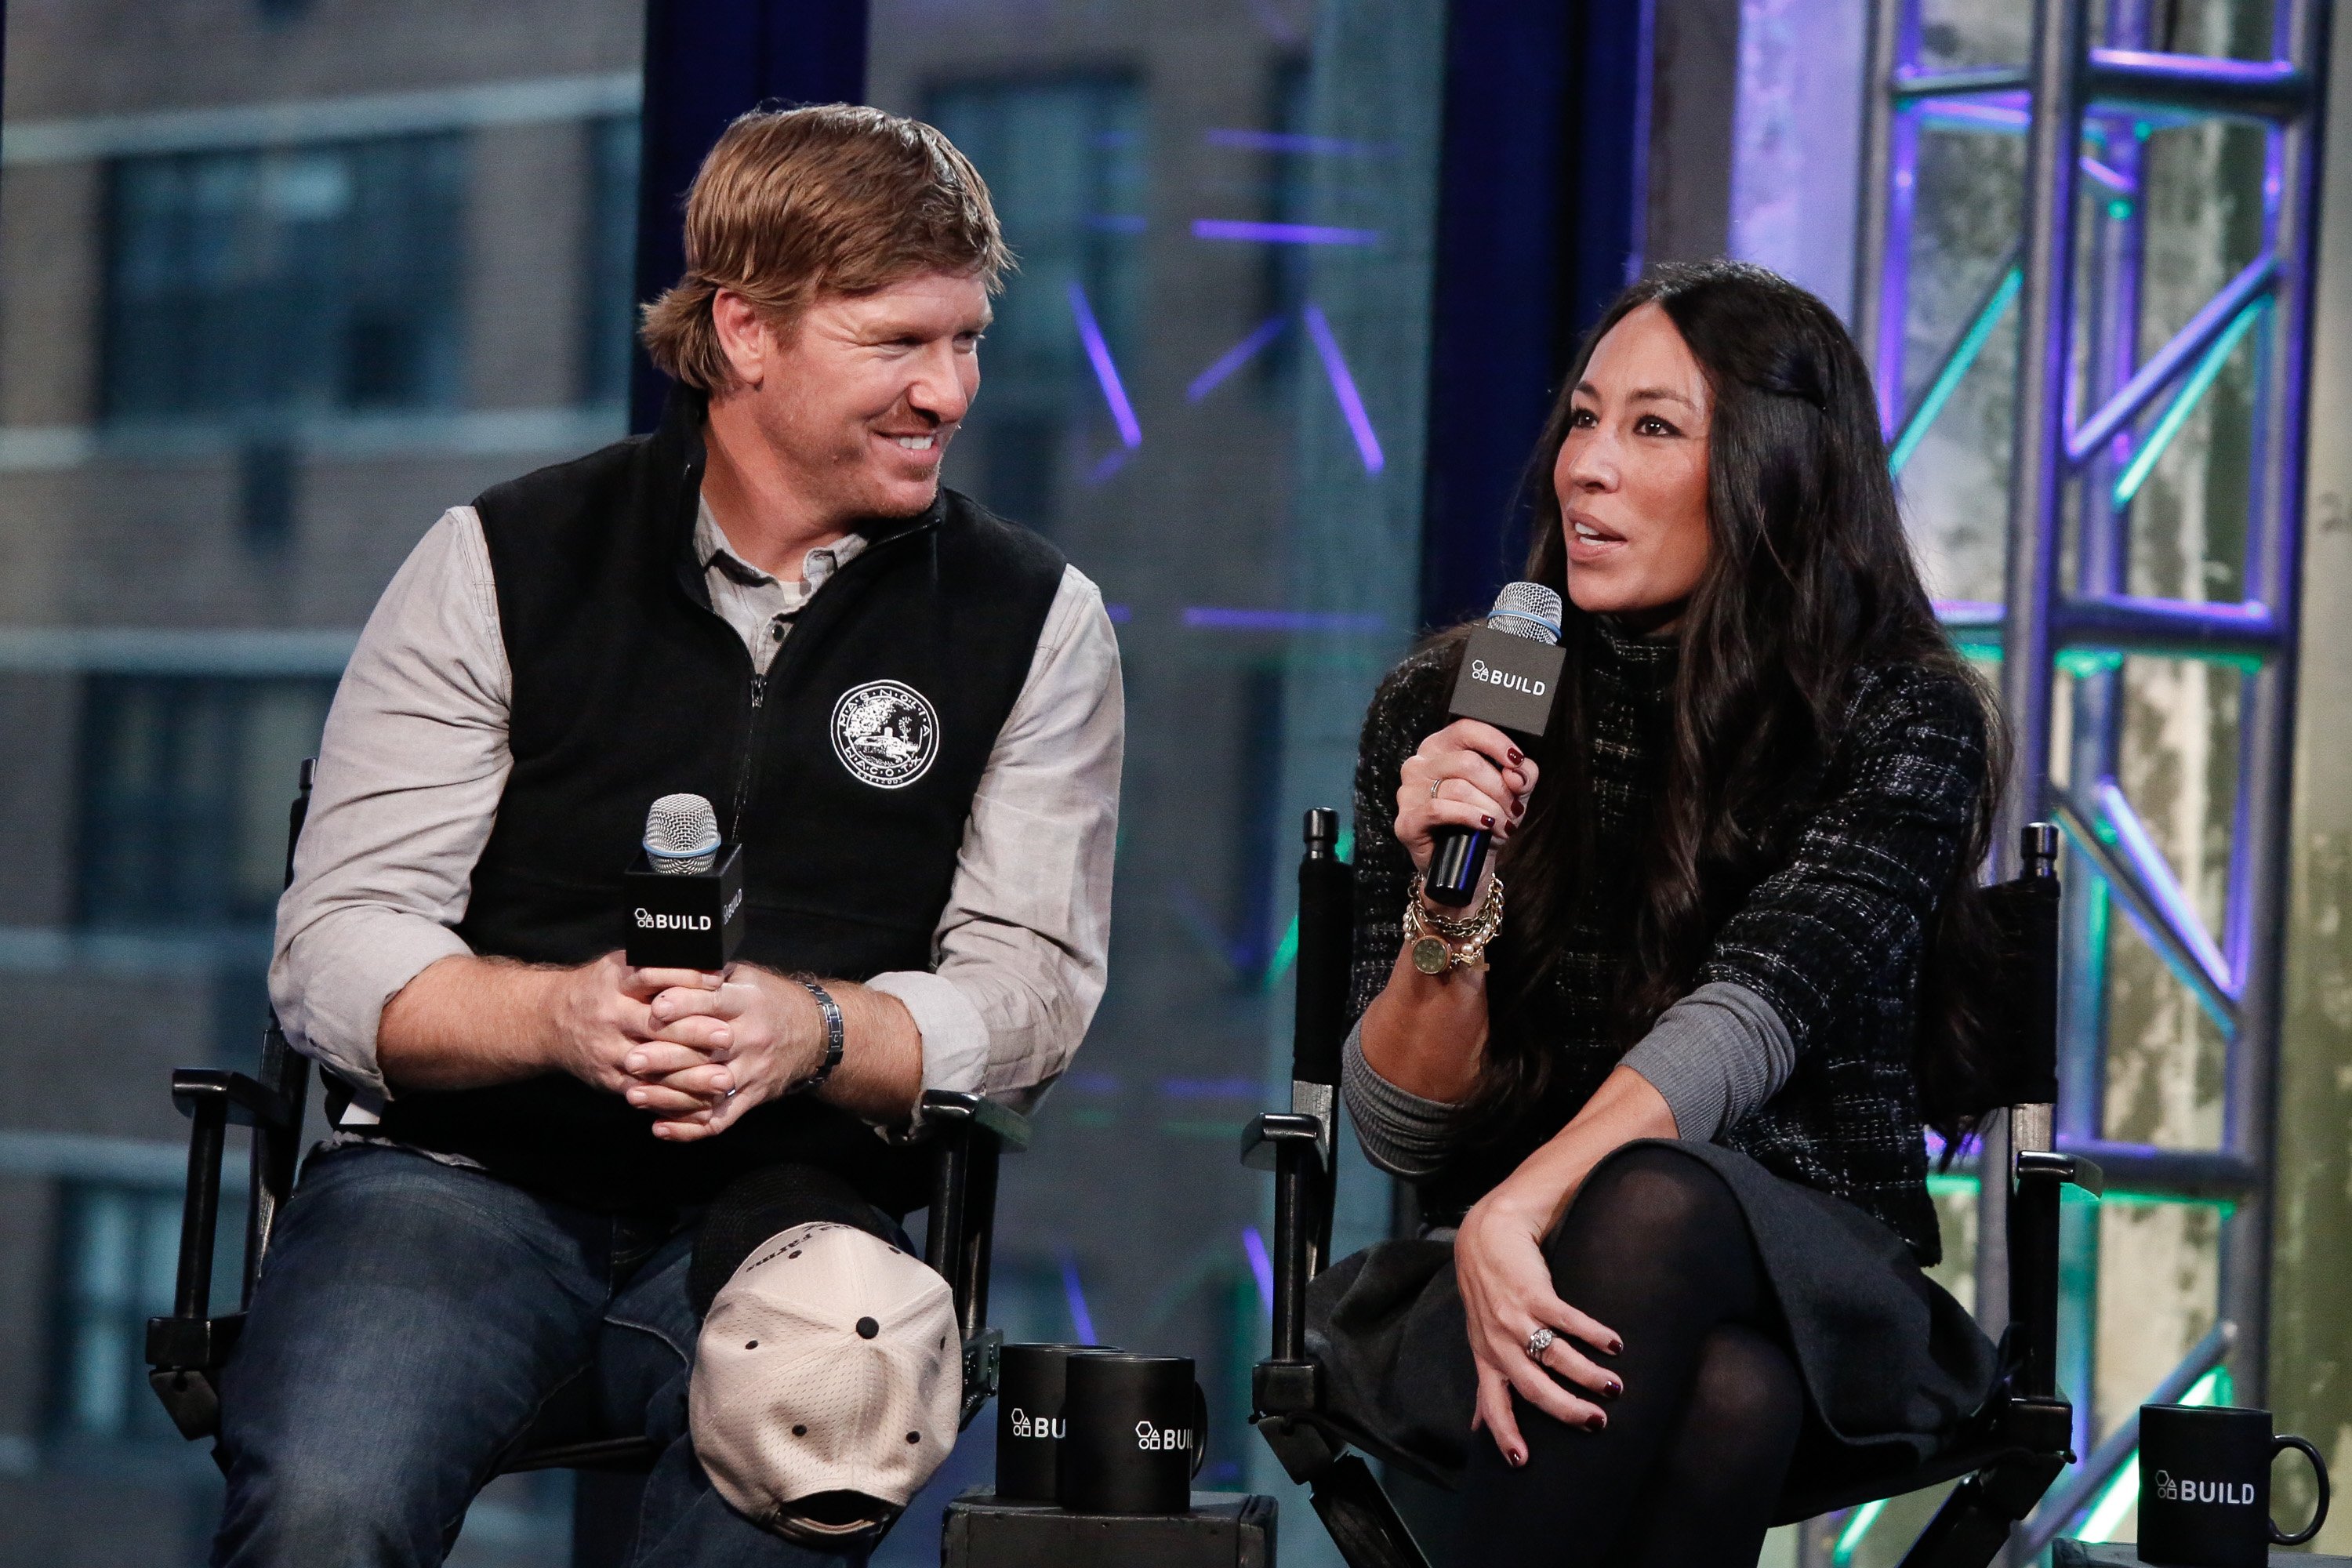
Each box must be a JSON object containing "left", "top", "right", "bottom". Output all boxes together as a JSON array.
[{"left": 1526, "top": 1327, "right": 1555, "bottom": 1362}]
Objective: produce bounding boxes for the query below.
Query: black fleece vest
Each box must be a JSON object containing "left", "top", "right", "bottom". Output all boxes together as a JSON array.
[{"left": 373, "top": 393, "right": 1067, "bottom": 1214}]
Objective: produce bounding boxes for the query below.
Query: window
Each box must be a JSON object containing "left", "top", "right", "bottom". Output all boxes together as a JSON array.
[
  {"left": 923, "top": 77, "right": 1145, "bottom": 531},
  {"left": 50, "top": 1184, "right": 198, "bottom": 1443},
  {"left": 102, "top": 134, "right": 467, "bottom": 419},
  {"left": 75, "top": 677, "right": 336, "bottom": 927},
  {"left": 580, "top": 115, "right": 643, "bottom": 408}
]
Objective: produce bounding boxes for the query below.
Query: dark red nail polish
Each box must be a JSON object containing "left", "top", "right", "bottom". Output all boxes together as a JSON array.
[
  {"left": 1609, "top": 1339, "right": 1624, "bottom": 1356},
  {"left": 1481, "top": 815, "right": 1495, "bottom": 828},
  {"left": 1508, "top": 747, "right": 1523, "bottom": 763},
  {"left": 1602, "top": 1380, "right": 1622, "bottom": 1399},
  {"left": 1587, "top": 1413, "right": 1608, "bottom": 1432},
  {"left": 1510, "top": 1450, "right": 1526, "bottom": 1468}
]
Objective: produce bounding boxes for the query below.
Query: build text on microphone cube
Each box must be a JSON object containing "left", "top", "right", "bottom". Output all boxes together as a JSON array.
[
  {"left": 623, "top": 844, "right": 746, "bottom": 970},
  {"left": 1447, "top": 626, "right": 1568, "bottom": 739}
]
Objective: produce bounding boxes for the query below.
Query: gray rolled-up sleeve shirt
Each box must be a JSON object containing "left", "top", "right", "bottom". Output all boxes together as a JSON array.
[
  {"left": 1341, "top": 979, "right": 1798, "bottom": 1179},
  {"left": 270, "top": 502, "right": 1123, "bottom": 1115}
]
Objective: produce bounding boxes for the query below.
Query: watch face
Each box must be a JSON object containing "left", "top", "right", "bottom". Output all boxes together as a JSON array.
[{"left": 1412, "top": 937, "right": 1451, "bottom": 975}]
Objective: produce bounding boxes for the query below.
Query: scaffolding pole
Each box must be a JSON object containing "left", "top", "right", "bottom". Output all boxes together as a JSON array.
[{"left": 1834, "top": 0, "right": 2329, "bottom": 1558}]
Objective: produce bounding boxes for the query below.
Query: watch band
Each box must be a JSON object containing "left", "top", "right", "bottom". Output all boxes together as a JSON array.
[{"left": 789, "top": 977, "right": 845, "bottom": 1094}]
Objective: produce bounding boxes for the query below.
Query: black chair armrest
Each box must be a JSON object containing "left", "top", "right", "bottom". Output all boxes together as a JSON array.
[
  {"left": 2017, "top": 1146, "right": 2103, "bottom": 1196},
  {"left": 1240, "top": 1111, "right": 1328, "bottom": 1174},
  {"left": 914, "top": 1088, "right": 1031, "bottom": 1152},
  {"left": 171, "top": 1068, "right": 297, "bottom": 1131}
]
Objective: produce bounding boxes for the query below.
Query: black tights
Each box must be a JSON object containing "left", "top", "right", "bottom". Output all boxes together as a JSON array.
[{"left": 1457, "top": 1145, "right": 1804, "bottom": 1567}]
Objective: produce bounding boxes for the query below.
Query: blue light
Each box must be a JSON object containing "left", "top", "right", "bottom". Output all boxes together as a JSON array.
[
  {"left": 1066, "top": 281, "right": 1142, "bottom": 448},
  {"left": 1181, "top": 607, "right": 1388, "bottom": 633},
  {"left": 1302, "top": 303, "right": 1385, "bottom": 474},
  {"left": 1058, "top": 1247, "right": 1098, "bottom": 1342},
  {"left": 1242, "top": 1228, "right": 1275, "bottom": 1319},
  {"left": 1192, "top": 219, "right": 1381, "bottom": 246},
  {"left": 1187, "top": 315, "right": 1287, "bottom": 402}
]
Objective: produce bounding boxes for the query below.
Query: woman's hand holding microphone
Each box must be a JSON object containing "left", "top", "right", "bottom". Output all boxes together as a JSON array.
[{"left": 1392, "top": 717, "right": 1537, "bottom": 907}]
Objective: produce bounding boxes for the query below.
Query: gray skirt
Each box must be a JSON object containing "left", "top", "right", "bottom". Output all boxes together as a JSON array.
[{"left": 1305, "top": 1140, "right": 1998, "bottom": 1490}]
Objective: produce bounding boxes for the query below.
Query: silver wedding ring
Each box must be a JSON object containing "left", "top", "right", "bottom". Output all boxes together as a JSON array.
[
  {"left": 1526, "top": 1327, "right": 1555, "bottom": 1362},
  {"left": 1428, "top": 779, "right": 1442, "bottom": 800}
]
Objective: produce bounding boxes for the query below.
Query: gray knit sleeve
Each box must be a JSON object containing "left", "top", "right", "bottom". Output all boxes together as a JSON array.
[
  {"left": 1341, "top": 1018, "right": 1461, "bottom": 1179},
  {"left": 1619, "top": 981, "right": 1795, "bottom": 1142}
]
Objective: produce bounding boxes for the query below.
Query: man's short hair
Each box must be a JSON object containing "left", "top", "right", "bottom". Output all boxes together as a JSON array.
[{"left": 640, "top": 103, "right": 1011, "bottom": 394}]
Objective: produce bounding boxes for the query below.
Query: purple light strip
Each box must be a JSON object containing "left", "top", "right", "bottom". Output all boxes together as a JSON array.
[
  {"left": 2086, "top": 47, "right": 2305, "bottom": 96},
  {"left": 1066, "top": 281, "right": 1142, "bottom": 448},
  {"left": 1935, "top": 599, "right": 2006, "bottom": 627},
  {"left": 1302, "top": 303, "right": 1385, "bottom": 474},
  {"left": 1203, "top": 128, "right": 1395, "bottom": 158},
  {"left": 1181, "top": 607, "right": 1388, "bottom": 634},
  {"left": 1186, "top": 315, "right": 1287, "bottom": 402},
  {"left": 2081, "top": 154, "right": 2136, "bottom": 196},
  {"left": 1086, "top": 447, "right": 1133, "bottom": 487},
  {"left": 1057, "top": 1247, "right": 1099, "bottom": 1342},
  {"left": 2068, "top": 252, "right": 2277, "bottom": 462},
  {"left": 1242, "top": 1228, "right": 1275, "bottom": 1319},
  {"left": 1104, "top": 603, "right": 1132, "bottom": 625},
  {"left": 1192, "top": 218, "right": 1383, "bottom": 246}
]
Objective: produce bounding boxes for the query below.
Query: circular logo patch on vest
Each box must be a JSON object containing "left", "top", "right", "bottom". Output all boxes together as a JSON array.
[{"left": 831, "top": 681, "right": 940, "bottom": 789}]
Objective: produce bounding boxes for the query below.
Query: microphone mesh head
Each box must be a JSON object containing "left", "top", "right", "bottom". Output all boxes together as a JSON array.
[
  {"left": 1486, "top": 581, "right": 1564, "bottom": 645},
  {"left": 644, "top": 793, "right": 720, "bottom": 875}
]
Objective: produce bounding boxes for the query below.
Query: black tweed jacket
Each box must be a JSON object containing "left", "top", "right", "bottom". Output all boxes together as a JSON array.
[{"left": 1348, "top": 619, "right": 1989, "bottom": 1262}]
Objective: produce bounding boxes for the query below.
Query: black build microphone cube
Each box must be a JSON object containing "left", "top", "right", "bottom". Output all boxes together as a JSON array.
[
  {"left": 1447, "top": 625, "right": 1567, "bottom": 739},
  {"left": 622, "top": 844, "right": 746, "bottom": 971}
]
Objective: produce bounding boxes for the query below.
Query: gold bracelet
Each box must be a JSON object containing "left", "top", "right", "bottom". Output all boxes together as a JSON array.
[{"left": 1404, "top": 873, "right": 1505, "bottom": 974}]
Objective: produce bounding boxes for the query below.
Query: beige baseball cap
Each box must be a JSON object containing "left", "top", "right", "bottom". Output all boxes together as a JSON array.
[{"left": 689, "top": 1219, "right": 962, "bottom": 1545}]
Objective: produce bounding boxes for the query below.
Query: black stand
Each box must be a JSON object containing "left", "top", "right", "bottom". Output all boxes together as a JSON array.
[{"left": 942, "top": 1489, "right": 1277, "bottom": 1567}]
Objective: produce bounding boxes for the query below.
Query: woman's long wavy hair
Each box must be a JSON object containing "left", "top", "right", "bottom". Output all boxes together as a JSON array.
[{"left": 1462, "top": 260, "right": 2006, "bottom": 1145}]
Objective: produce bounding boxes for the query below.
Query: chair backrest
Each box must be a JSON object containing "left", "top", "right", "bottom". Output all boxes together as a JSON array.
[
  {"left": 1980, "top": 822, "right": 2069, "bottom": 1401},
  {"left": 1981, "top": 822, "right": 2063, "bottom": 1116},
  {"left": 243, "top": 760, "right": 319, "bottom": 1301}
]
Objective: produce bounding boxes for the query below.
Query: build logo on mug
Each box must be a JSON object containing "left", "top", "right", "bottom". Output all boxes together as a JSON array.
[
  {"left": 1059, "top": 1353, "right": 1208, "bottom": 1515},
  {"left": 2138, "top": 1402, "right": 2329, "bottom": 1568},
  {"left": 993, "top": 1343, "right": 1117, "bottom": 1503}
]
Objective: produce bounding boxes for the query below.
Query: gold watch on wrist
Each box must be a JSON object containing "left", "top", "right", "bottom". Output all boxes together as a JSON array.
[{"left": 1404, "top": 873, "right": 1505, "bottom": 974}]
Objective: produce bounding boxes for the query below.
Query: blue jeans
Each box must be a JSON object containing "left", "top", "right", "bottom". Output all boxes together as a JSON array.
[{"left": 212, "top": 1142, "right": 856, "bottom": 1567}]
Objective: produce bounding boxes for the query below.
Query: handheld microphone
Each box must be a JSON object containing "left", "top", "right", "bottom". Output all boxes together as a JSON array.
[
  {"left": 624, "top": 793, "right": 746, "bottom": 969},
  {"left": 1423, "top": 583, "right": 1566, "bottom": 906}
]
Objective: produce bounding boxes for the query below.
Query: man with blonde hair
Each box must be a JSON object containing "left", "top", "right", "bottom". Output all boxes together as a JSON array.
[{"left": 211, "top": 104, "right": 1123, "bottom": 1566}]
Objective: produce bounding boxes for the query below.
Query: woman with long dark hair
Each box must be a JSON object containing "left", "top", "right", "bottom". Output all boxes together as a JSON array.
[{"left": 1316, "top": 261, "right": 2005, "bottom": 1565}]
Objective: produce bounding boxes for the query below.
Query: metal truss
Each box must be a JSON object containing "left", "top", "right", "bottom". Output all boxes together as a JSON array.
[{"left": 1843, "top": 0, "right": 2329, "bottom": 1556}]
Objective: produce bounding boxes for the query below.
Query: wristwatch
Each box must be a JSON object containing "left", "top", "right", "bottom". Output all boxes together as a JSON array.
[
  {"left": 789, "top": 977, "right": 844, "bottom": 1094},
  {"left": 1404, "top": 873, "right": 1506, "bottom": 973}
]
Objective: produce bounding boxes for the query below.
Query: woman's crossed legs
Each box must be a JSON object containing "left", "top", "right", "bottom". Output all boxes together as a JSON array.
[{"left": 1459, "top": 1145, "right": 1804, "bottom": 1567}]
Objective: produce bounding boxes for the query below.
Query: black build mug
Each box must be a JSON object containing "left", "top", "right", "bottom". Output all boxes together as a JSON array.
[
  {"left": 2140, "top": 1403, "right": 2330, "bottom": 1567},
  {"left": 1058, "top": 1352, "right": 1210, "bottom": 1514},
  {"left": 994, "top": 1343, "right": 1119, "bottom": 1502}
]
